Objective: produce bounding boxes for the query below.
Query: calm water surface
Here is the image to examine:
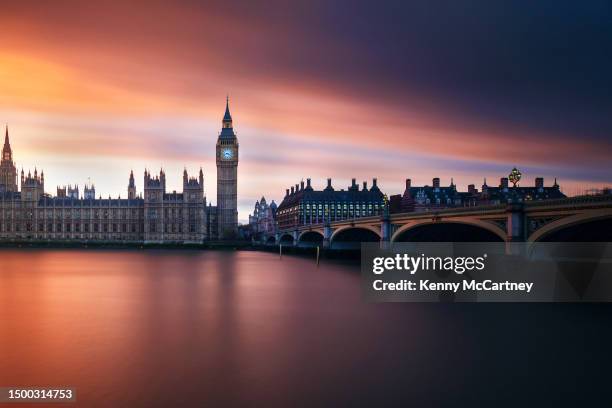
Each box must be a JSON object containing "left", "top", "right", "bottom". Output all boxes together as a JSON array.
[{"left": 1, "top": 249, "right": 611, "bottom": 407}]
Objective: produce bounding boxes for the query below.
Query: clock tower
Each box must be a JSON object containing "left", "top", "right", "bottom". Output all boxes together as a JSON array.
[{"left": 216, "top": 97, "right": 239, "bottom": 238}]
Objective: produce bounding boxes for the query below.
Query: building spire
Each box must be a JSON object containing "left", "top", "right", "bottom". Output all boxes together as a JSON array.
[
  {"left": 3, "top": 125, "right": 9, "bottom": 148},
  {"left": 2, "top": 124, "right": 12, "bottom": 162},
  {"left": 223, "top": 95, "right": 232, "bottom": 124}
]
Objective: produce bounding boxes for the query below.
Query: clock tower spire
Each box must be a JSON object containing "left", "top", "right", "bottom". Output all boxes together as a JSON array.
[
  {"left": 223, "top": 95, "right": 232, "bottom": 128},
  {"left": 216, "top": 96, "right": 239, "bottom": 238}
]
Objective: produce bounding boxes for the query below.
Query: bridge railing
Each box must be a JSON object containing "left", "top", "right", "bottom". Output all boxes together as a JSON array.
[
  {"left": 391, "top": 204, "right": 507, "bottom": 217},
  {"left": 524, "top": 194, "right": 612, "bottom": 208}
]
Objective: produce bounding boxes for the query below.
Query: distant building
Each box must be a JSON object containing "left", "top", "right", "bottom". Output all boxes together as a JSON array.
[
  {"left": 479, "top": 176, "right": 565, "bottom": 204},
  {"left": 389, "top": 176, "right": 566, "bottom": 213},
  {"left": 248, "top": 196, "right": 278, "bottom": 237},
  {"left": 276, "top": 178, "right": 385, "bottom": 230},
  {"left": 583, "top": 187, "right": 612, "bottom": 196}
]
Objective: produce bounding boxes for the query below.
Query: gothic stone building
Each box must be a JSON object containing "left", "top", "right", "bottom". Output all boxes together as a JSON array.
[
  {"left": 247, "top": 196, "right": 278, "bottom": 238},
  {"left": 0, "top": 103, "right": 237, "bottom": 243}
]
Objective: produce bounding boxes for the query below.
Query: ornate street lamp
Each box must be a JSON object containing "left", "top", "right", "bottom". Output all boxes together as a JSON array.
[
  {"left": 383, "top": 194, "right": 390, "bottom": 218},
  {"left": 508, "top": 167, "right": 522, "bottom": 187}
]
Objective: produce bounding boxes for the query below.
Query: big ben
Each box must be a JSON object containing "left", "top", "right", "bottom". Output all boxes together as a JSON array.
[{"left": 216, "top": 97, "right": 239, "bottom": 238}]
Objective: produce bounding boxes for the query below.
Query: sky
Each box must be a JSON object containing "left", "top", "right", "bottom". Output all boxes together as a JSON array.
[{"left": 1, "top": 0, "right": 611, "bottom": 222}]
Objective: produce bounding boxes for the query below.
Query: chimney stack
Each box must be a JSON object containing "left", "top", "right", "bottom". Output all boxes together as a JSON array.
[
  {"left": 405, "top": 178, "right": 411, "bottom": 189},
  {"left": 372, "top": 178, "right": 377, "bottom": 187},
  {"left": 363, "top": 181, "right": 368, "bottom": 190},
  {"left": 286, "top": 188, "right": 289, "bottom": 197},
  {"left": 433, "top": 177, "right": 440, "bottom": 189},
  {"left": 535, "top": 177, "right": 544, "bottom": 189},
  {"left": 468, "top": 184, "right": 476, "bottom": 194},
  {"left": 291, "top": 186, "right": 295, "bottom": 194},
  {"left": 500, "top": 177, "right": 509, "bottom": 189},
  {"left": 327, "top": 178, "right": 332, "bottom": 188},
  {"left": 300, "top": 180, "right": 305, "bottom": 190},
  {"left": 306, "top": 178, "right": 312, "bottom": 189}
]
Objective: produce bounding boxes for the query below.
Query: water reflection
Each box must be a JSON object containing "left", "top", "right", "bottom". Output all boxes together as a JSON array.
[{"left": 1, "top": 249, "right": 611, "bottom": 406}]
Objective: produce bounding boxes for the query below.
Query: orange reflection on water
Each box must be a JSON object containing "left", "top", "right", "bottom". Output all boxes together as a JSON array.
[{"left": 1, "top": 249, "right": 433, "bottom": 406}]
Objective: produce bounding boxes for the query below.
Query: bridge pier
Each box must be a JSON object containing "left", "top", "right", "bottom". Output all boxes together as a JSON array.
[
  {"left": 380, "top": 216, "right": 391, "bottom": 249},
  {"left": 323, "top": 223, "right": 332, "bottom": 249},
  {"left": 506, "top": 202, "right": 526, "bottom": 254}
]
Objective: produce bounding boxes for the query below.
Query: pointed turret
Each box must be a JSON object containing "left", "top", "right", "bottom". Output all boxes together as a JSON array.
[
  {"left": 2, "top": 125, "right": 12, "bottom": 162},
  {"left": 128, "top": 170, "right": 136, "bottom": 199},
  {"left": 223, "top": 95, "right": 233, "bottom": 127},
  {"left": 159, "top": 168, "right": 166, "bottom": 191},
  {"left": 0, "top": 125, "right": 18, "bottom": 192}
]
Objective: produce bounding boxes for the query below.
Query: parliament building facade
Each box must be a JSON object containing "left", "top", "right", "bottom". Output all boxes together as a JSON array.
[{"left": 0, "top": 102, "right": 239, "bottom": 243}]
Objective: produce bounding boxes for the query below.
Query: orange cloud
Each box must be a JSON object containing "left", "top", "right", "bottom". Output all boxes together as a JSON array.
[{"left": 0, "top": 2, "right": 609, "bottom": 221}]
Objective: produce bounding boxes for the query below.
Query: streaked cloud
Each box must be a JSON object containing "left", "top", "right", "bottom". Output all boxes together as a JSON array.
[{"left": 0, "top": 1, "right": 610, "bottom": 221}]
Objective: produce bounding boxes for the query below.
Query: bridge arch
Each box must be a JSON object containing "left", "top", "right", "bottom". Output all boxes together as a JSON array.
[
  {"left": 298, "top": 230, "right": 324, "bottom": 247},
  {"left": 391, "top": 220, "right": 506, "bottom": 242},
  {"left": 330, "top": 226, "right": 381, "bottom": 249},
  {"left": 529, "top": 212, "right": 612, "bottom": 242},
  {"left": 265, "top": 235, "right": 276, "bottom": 245},
  {"left": 330, "top": 225, "right": 381, "bottom": 242},
  {"left": 279, "top": 233, "right": 295, "bottom": 245}
]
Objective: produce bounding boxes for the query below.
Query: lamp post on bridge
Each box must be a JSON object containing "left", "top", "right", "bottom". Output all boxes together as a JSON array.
[
  {"left": 508, "top": 167, "right": 522, "bottom": 203},
  {"left": 505, "top": 167, "right": 526, "bottom": 252},
  {"left": 508, "top": 167, "right": 522, "bottom": 188},
  {"left": 380, "top": 194, "right": 391, "bottom": 249}
]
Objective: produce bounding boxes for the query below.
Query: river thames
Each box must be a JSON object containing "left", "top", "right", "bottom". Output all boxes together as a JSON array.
[{"left": 1, "top": 249, "right": 611, "bottom": 406}]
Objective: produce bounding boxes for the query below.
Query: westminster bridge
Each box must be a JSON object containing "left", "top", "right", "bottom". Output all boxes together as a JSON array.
[{"left": 257, "top": 195, "right": 612, "bottom": 249}]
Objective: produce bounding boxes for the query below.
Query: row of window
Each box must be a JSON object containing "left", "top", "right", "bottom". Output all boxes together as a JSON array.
[
  {"left": 147, "top": 208, "right": 201, "bottom": 217},
  {"left": 277, "top": 202, "right": 382, "bottom": 216},
  {"left": 0, "top": 222, "right": 202, "bottom": 234},
  {"left": 0, "top": 210, "right": 201, "bottom": 219},
  {"left": 148, "top": 223, "right": 199, "bottom": 233},
  {"left": 147, "top": 193, "right": 202, "bottom": 201},
  {"left": 413, "top": 198, "right": 460, "bottom": 205},
  {"left": 0, "top": 210, "right": 144, "bottom": 219},
  {"left": 0, "top": 222, "right": 142, "bottom": 233}
]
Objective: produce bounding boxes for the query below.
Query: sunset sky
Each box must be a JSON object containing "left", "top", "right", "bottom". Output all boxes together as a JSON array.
[{"left": 1, "top": 1, "right": 611, "bottom": 221}]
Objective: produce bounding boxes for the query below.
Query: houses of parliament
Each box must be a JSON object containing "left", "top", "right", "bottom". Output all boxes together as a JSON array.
[{"left": 0, "top": 101, "right": 239, "bottom": 243}]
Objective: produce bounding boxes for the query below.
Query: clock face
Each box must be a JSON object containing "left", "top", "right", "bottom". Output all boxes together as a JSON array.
[{"left": 222, "top": 148, "right": 233, "bottom": 160}]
